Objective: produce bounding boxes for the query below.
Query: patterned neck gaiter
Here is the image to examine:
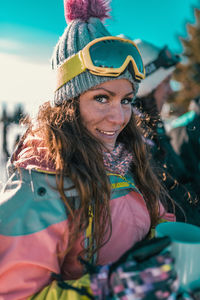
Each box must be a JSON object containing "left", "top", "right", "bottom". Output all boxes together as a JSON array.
[{"left": 103, "top": 143, "right": 133, "bottom": 176}]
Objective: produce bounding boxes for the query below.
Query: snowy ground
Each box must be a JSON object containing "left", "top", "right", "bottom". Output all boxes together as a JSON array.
[
  {"left": 0, "top": 155, "right": 7, "bottom": 184},
  {"left": 0, "top": 122, "right": 26, "bottom": 184}
]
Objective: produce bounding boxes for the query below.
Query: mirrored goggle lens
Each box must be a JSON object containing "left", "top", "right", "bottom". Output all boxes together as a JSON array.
[{"left": 89, "top": 40, "right": 144, "bottom": 74}]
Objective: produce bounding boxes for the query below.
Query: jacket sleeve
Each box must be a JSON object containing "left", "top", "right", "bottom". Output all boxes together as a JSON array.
[
  {"left": 0, "top": 169, "right": 72, "bottom": 300},
  {"left": 159, "top": 201, "right": 176, "bottom": 223}
]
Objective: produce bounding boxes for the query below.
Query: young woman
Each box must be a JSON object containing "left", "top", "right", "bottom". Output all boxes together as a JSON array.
[{"left": 0, "top": 0, "right": 175, "bottom": 298}]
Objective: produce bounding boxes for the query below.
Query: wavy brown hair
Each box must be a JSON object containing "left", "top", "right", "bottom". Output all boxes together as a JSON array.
[{"left": 20, "top": 97, "right": 166, "bottom": 260}]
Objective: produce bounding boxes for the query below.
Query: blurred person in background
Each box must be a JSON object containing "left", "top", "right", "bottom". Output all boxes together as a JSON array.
[
  {"left": 168, "top": 96, "right": 200, "bottom": 187},
  {"left": 132, "top": 39, "right": 200, "bottom": 225}
]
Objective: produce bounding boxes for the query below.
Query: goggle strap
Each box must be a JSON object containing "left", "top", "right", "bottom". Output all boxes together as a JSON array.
[
  {"left": 145, "top": 55, "right": 176, "bottom": 77},
  {"left": 145, "top": 48, "right": 180, "bottom": 78},
  {"left": 56, "top": 53, "right": 86, "bottom": 91},
  {"left": 144, "top": 60, "right": 159, "bottom": 77}
]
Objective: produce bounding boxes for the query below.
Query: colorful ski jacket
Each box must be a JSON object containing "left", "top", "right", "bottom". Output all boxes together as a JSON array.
[{"left": 0, "top": 145, "right": 175, "bottom": 299}]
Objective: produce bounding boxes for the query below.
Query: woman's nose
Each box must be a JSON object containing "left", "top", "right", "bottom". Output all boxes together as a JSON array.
[{"left": 107, "top": 104, "right": 125, "bottom": 125}]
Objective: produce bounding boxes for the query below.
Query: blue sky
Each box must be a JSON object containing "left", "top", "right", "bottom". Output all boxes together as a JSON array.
[{"left": 0, "top": 0, "right": 200, "bottom": 112}]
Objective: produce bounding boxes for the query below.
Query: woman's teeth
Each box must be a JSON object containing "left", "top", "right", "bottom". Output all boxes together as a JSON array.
[{"left": 97, "top": 129, "right": 116, "bottom": 136}]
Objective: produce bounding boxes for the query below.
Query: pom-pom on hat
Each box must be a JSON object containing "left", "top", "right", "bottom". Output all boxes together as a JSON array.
[{"left": 51, "top": 0, "right": 139, "bottom": 106}]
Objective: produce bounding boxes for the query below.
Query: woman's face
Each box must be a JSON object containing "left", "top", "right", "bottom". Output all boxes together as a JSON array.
[{"left": 79, "top": 79, "right": 134, "bottom": 151}]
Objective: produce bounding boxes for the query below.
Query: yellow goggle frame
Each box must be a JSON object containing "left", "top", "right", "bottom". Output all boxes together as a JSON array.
[{"left": 56, "top": 36, "right": 145, "bottom": 91}]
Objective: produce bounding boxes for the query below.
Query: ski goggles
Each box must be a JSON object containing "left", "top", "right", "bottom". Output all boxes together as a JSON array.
[
  {"left": 55, "top": 36, "right": 145, "bottom": 91},
  {"left": 145, "top": 46, "right": 180, "bottom": 77}
]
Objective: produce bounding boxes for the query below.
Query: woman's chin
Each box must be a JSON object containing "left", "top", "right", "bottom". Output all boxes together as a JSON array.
[{"left": 102, "top": 143, "right": 116, "bottom": 152}]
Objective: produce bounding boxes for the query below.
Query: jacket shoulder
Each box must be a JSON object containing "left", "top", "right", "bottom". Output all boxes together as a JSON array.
[{"left": 0, "top": 168, "right": 78, "bottom": 236}]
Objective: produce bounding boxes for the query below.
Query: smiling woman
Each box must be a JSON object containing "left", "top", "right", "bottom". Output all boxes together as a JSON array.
[
  {"left": 79, "top": 79, "right": 134, "bottom": 151},
  {"left": 0, "top": 0, "right": 176, "bottom": 299}
]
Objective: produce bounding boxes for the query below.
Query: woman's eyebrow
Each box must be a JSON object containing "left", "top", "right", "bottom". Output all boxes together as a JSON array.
[
  {"left": 89, "top": 87, "right": 134, "bottom": 97},
  {"left": 125, "top": 91, "right": 135, "bottom": 96}
]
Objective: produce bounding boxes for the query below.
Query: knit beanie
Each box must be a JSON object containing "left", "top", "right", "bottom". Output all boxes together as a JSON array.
[{"left": 51, "top": 0, "right": 139, "bottom": 106}]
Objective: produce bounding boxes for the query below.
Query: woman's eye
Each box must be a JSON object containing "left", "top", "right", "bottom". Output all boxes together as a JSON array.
[
  {"left": 94, "top": 95, "right": 109, "bottom": 103},
  {"left": 122, "top": 98, "right": 133, "bottom": 105}
]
